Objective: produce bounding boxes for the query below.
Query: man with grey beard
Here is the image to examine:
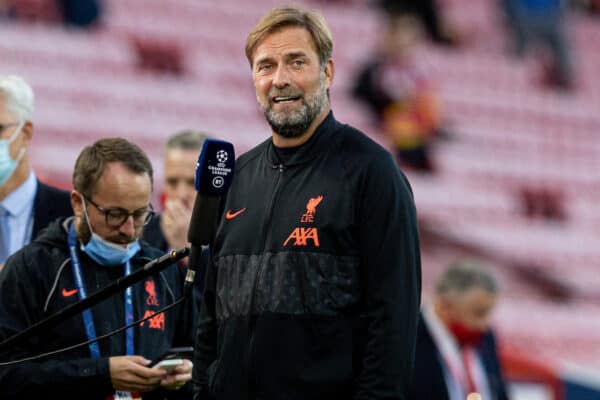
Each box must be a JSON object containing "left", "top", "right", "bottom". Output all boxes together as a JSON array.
[{"left": 193, "top": 6, "right": 422, "bottom": 400}]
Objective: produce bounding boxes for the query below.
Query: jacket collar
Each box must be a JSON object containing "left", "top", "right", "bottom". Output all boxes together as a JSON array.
[{"left": 265, "top": 111, "right": 340, "bottom": 167}]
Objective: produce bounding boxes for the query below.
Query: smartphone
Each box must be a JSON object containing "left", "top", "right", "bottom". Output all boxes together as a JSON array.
[
  {"left": 148, "top": 346, "right": 194, "bottom": 368},
  {"left": 152, "top": 358, "right": 183, "bottom": 373}
]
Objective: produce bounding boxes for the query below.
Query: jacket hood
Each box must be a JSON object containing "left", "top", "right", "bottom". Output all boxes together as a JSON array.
[{"left": 34, "top": 216, "right": 71, "bottom": 249}]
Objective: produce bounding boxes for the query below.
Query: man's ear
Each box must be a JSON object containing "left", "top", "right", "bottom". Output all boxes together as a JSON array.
[
  {"left": 21, "top": 121, "right": 33, "bottom": 148},
  {"left": 70, "top": 191, "right": 84, "bottom": 218},
  {"left": 323, "top": 58, "right": 335, "bottom": 90}
]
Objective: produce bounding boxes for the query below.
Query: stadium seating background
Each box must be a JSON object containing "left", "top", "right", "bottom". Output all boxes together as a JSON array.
[{"left": 1, "top": 0, "right": 600, "bottom": 396}]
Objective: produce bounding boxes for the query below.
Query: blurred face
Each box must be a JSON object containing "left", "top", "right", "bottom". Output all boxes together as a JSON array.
[
  {"left": 444, "top": 288, "right": 497, "bottom": 332},
  {"left": 0, "top": 97, "right": 31, "bottom": 162},
  {"left": 71, "top": 162, "right": 152, "bottom": 247},
  {"left": 163, "top": 148, "right": 198, "bottom": 208},
  {"left": 252, "top": 27, "right": 333, "bottom": 139},
  {"left": 385, "top": 15, "right": 423, "bottom": 58}
]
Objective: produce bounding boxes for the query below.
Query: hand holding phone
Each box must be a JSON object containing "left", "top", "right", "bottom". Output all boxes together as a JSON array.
[
  {"left": 153, "top": 358, "right": 183, "bottom": 373},
  {"left": 148, "top": 346, "right": 193, "bottom": 372}
]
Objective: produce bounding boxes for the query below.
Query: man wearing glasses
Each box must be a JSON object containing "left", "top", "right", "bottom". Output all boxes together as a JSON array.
[
  {"left": 0, "top": 75, "right": 72, "bottom": 269},
  {"left": 0, "top": 138, "right": 195, "bottom": 399}
]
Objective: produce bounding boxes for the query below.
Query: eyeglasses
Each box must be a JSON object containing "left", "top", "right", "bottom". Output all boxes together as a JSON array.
[{"left": 84, "top": 195, "right": 154, "bottom": 228}]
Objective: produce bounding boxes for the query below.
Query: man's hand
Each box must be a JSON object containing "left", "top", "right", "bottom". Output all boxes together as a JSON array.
[
  {"left": 109, "top": 356, "right": 167, "bottom": 393},
  {"left": 160, "top": 359, "right": 193, "bottom": 391},
  {"left": 160, "top": 199, "right": 193, "bottom": 250}
]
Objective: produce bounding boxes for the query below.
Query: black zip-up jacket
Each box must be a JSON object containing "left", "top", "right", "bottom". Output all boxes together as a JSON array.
[
  {"left": 193, "top": 112, "right": 422, "bottom": 400},
  {"left": 0, "top": 217, "right": 196, "bottom": 399}
]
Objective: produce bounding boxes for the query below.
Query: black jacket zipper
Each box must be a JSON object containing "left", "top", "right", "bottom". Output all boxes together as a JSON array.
[{"left": 246, "top": 161, "right": 285, "bottom": 397}]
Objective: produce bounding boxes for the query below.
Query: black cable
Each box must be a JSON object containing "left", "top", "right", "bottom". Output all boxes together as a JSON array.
[{"left": 0, "top": 297, "right": 185, "bottom": 366}]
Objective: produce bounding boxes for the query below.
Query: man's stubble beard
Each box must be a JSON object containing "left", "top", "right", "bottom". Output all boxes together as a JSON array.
[
  {"left": 260, "top": 74, "right": 329, "bottom": 139},
  {"left": 76, "top": 216, "right": 92, "bottom": 244}
]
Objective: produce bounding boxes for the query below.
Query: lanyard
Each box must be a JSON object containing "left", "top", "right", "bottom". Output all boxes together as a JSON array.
[{"left": 67, "top": 224, "right": 134, "bottom": 358}]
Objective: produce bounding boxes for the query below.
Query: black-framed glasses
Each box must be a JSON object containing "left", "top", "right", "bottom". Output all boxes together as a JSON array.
[{"left": 84, "top": 195, "right": 154, "bottom": 228}]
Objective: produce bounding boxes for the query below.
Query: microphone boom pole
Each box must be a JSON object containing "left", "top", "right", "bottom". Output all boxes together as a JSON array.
[{"left": 0, "top": 247, "right": 189, "bottom": 351}]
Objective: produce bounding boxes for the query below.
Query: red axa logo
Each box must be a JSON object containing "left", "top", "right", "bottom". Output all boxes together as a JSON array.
[
  {"left": 145, "top": 280, "right": 159, "bottom": 306},
  {"left": 139, "top": 310, "right": 165, "bottom": 331},
  {"left": 283, "top": 227, "right": 320, "bottom": 247},
  {"left": 301, "top": 195, "right": 323, "bottom": 223}
]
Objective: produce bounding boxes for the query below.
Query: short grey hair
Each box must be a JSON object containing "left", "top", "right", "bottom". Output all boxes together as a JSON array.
[
  {"left": 165, "top": 130, "right": 209, "bottom": 152},
  {"left": 435, "top": 259, "right": 498, "bottom": 296},
  {"left": 0, "top": 75, "right": 34, "bottom": 121}
]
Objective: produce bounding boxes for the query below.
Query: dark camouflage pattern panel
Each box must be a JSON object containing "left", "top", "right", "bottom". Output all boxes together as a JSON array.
[{"left": 214, "top": 252, "right": 360, "bottom": 319}]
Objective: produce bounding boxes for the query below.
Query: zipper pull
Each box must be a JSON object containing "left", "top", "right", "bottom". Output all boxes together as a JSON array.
[{"left": 272, "top": 164, "right": 284, "bottom": 172}]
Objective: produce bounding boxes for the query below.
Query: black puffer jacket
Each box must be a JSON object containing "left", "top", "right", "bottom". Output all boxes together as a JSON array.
[
  {"left": 0, "top": 217, "right": 196, "bottom": 399},
  {"left": 193, "top": 112, "right": 421, "bottom": 400}
]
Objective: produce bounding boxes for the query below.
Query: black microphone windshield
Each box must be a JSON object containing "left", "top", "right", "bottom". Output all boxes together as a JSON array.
[{"left": 187, "top": 139, "right": 235, "bottom": 246}]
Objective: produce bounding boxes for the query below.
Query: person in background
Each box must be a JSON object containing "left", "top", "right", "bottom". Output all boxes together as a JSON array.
[
  {"left": 193, "top": 6, "right": 421, "bottom": 400},
  {"left": 59, "top": 0, "right": 103, "bottom": 28},
  {"left": 143, "top": 131, "right": 208, "bottom": 253},
  {"left": 143, "top": 130, "right": 209, "bottom": 302},
  {"left": 377, "top": 0, "right": 460, "bottom": 46},
  {"left": 353, "top": 8, "right": 444, "bottom": 172},
  {"left": 0, "top": 138, "right": 195, "bottom": 399},
  {"left": 0, "top": 74, "right": 71, "bottom": 269},
  {"left": 500, "top": 0, "right": 574, "bottom": 90},
  {"left": 409, "top": 260, "right": 509, "bottom": 400}
]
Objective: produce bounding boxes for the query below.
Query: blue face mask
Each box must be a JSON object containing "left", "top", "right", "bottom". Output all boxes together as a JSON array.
[
  {"left": 80, "top": 199, "right": 141, "bottom": 266},
  {"left": 0, "top": 121, "right": 25, "bottom": 186}
]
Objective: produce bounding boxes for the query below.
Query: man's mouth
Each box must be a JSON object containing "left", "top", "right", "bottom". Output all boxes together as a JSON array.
[
  {"left": 111, "top": 238, "right": 135, "bottom": 247},
  {"left": 272, "top": 96, "right": 301, "bottom": 104}
]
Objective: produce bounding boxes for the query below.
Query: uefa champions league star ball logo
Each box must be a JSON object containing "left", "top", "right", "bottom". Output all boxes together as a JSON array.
[
  {"left": 208, "top": 147, "right": 231, "bottom": 189},
  {"left": 216, "top": 150, "right": 228, "bottom": 164}
]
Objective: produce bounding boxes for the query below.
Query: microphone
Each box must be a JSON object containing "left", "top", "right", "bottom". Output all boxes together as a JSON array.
[{"left": 185, "top": 139, "right": 235, "bottom": 293}]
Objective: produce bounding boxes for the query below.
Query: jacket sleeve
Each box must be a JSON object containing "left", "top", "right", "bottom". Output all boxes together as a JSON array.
[
  {"left": 354, "top": 154, "right": 422, "bottom": 400},
  {"left": 0, "top": 250, "right": 114, "bottom": 399},
  {"left": 192, "top": 248, "right": 218, "bottom": 400}
]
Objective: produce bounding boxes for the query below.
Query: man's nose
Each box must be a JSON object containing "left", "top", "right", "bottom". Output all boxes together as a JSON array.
[
  {"left": 175, "top": 183, "right": 193, "bottom": 201},
  {"left": 272, "top": 64, "right": 290, "bottom": 88},
  {"left": 119, "top": 215, "right": 136, "bottom": 237}
]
